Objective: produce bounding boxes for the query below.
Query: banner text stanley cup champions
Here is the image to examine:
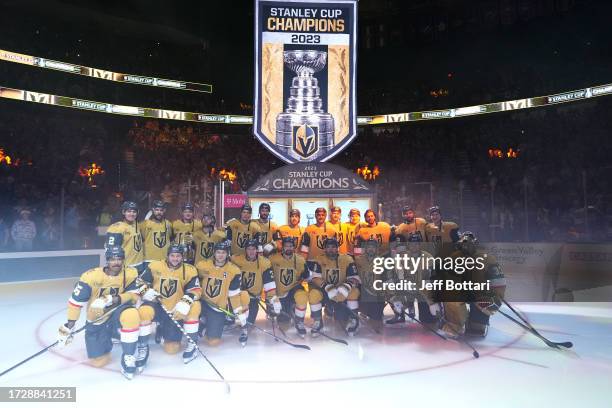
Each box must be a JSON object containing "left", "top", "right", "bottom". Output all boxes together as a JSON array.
[{"left": 254, "top": 0, "right": 357, "bottom": 163}]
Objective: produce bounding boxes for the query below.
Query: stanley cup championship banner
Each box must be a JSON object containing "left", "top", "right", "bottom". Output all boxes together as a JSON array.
[{"left": 254, "top": 0, "right": 357, "bottom": 163}]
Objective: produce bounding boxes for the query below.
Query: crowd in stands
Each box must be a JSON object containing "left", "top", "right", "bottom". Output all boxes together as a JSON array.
[{"left": 1, "top": 0, "right": 610, "bottom": 251}]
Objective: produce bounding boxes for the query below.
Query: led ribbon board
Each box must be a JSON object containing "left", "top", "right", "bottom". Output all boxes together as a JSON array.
[
  {"left": 1, "top": 83, "right": 611, "bottom": 124},
  {"left": 253, "top": 0, "right": 358, "bottom": 163},
  {"left": 0, "top": 49, "right": 212, "bottom": 93}
]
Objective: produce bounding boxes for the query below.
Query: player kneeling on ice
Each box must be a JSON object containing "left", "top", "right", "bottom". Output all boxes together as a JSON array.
[
  {"left": 196, "top": 241, "right": 245, "bottom": 347},
  {"left": 269, "top": 237, "right": 311, "bottom": 338},
  {"left": 57, "top": 246, "right": 147, "bottom": 380},
  {"left": 138, "top": 244, "right": 202, "bottom": 366},
  {"left": 441, "top": 232, "right": 506, "bottom": 338},
  {"left": 310, "top": 238, "right": 361, "bottom": 336},
  {"left": 354, "top": 238, "right": 386, "bottom": 332},
  {"left": 385, "top": 235, "right": 441, "bottom": 327},
  {"left": 233, "top": 239, "right": 281, "bottom": 346}
]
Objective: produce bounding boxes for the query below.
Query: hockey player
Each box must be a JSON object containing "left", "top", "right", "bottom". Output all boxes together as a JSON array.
[
  {"left": 269, "top": 237, "right": 316, "bottom": 338},
  {"left": 392, "top": 206, "right": 427, "bottom": 243},
  {"left": 354, "top": 238, "right": 386, "bottom": 331},
  {"left": 274, "top": 209, "right": 304, "bottom": 251},
  {"left": 353, "top": 209, "right": 392, "bottom": 257},
  {"left": 328, "top": 206, "right": 350, "bottom": 254},
  {"left": 384, "top": 234, "right": 441, "bottom": 326},
  {"left": 196, "top": 241, "right": 246, "bottom": 346},
  {"left": 256, "top": 203, "right": 278, "bottom": 256},
  {"left": 106, "top": 201, "right": 144, "bottom": 272},
  {"left": 232, "top": 239, "right": 281, "bottom": 345},
  {"left": 57, "top": 246, "right": 145, "bottom": 379},
  {"left": 300, "top": 207, "right": 338, "bottom": 260},
  {"left": 425, "top": 206, "right": 459, "bottom": 257},
  {"left": 172, "top": 203, "right": 201, "bottom": 264},
  {"left": 225, "top": 204, "right": 262, "bottom": 257},
  {"left": 346, "top": 208, "right": 363, "bottom": 255},
  {"left": 141, "top": 200, "right": 173, "bottom": 266},
  {"left": 137, "top": 244, "right": 202, "bottom": 366},
  {"left": 441, "top": 232, "right": 506, "bottom": 338},
  {"left": 310, "top": 238, "right": 361, "bottom": 336},
  {"left": 192, "top": 212, "right": 226, "bottom": 265}
]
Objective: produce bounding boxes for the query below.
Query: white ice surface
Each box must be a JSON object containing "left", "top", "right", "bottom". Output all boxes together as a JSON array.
[{"left": 1, "top": 279, "right": 611, "bottom": 408}]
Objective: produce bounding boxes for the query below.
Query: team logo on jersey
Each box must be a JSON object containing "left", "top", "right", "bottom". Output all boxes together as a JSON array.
[
  {"left": 98, "top": 287, "right": 119, "bottom": 298},
  {"left": 326, "top": 269, "right": 340, "bottom": 285},
  {"left": 260, "top": 232, "right": 269, "bottom": 244},
  {"left": 154, "top": 232, "right": 167, "bottom": 248},
  {"left": 316, "top": 234, "right": 328, "bottom": 250},
  {"left": 205, "top": 278, "right": 222, "bottom": 298},
  {"left": 200, "top": 242, "right": 214, "bottom": 259},
  {"left": 160, "top": 278, "right": 178, "bottom": 298},
  {"left": 374, "top": 234, "right": 383, "bottom": 245},
  {"left": 237, "top": 232, "right": 251, "bottom": 249},
  {"left": 243, "top": 272, "right": 256, "bottom": 290},
  {"left": 253, "top": 0, "right": 358, "bottom": 163},
  {"left": 134, "top": 234, "right": 143, "bottom": 252},
  {"left": 280, "top": 268, "right": 294, "bottom": 287},
  {"left": 293, "top": 125, "right": 319, "bottom": 159},
  {"left": 337, "top": 232, "right": 345, "bottom": 247}
]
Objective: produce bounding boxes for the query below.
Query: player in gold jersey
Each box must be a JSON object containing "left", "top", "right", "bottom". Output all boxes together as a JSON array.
[
  {"left": 310, "top": 238, "right": 361, "bottom": 336},
  {"left": 225, "top": 204, "right": 262, "bottom": 257},
  {"left": 425, "top": 206, "right": 460, "bottom": 257},
  {"left": 106, "top": 201, "right": 144, "bottom": 272},
  {"left": 192, "top": 213, "right": 226, "bottom": 265},
  {"left": 256, "top": 203, "right": 279, "bottom": 256},
  {"left": 354, "top": 238, "right": 385, "bottom": 330},
  {"left": 392, "top": 206, "right": 428, "bottom": 243},
  {"left": 232, "top": 239, "right": 280, "bottom": 345},
  {"left": 274, "top": 209, "right": 304, "bottom": 251},
  {"left": 57, "top": 246, "right": 145, "bottom": 380},
  {"left": 345, "top": 208, "right": 363, "bottom": 255},
  {"left": 269, "top": 237, "right": 316, "bottom": 338},
  {"left": 328, "top": 206, "right": 350, "bottom": 254},
  {"left": 353, "top": 209, "right": 392, "bottom": 257},
  {"left": 196, "top": 241, "right": 245, "bottom": 346},
  {"left": 137, "top": 244, "right": 202, "bottom": 366},
  {"left": 300, "top": 207, "right": 338, "bottom": 260},
  {"left": 172, "top": 203, "right": 202, "bottom": 264},
  {"left": 141, "top": 200, "right": 173, "bottom": 266}
]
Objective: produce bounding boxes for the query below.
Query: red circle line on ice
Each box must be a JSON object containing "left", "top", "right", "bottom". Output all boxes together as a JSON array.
[{"left": 36, "top": 308, "right": 527, "bottom": 384}]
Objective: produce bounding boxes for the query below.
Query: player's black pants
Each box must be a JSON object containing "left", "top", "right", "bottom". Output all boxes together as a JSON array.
[
  {"left": 85, "top": 303, "right": 136, "bottom": 358},
  {"left": 143, "top": 301, "right": 185, "bottom": 343},
  {"left": 200, "top": 300, "right": 227, "bottom": 339},
  {"left": 247, "top": 296, "right": 260, "bottom": 324},
  {"left": 468, "top": 303, "right": 491, "bottom": 325},
  {"left": 417, "top": 301, "right": 436, "bottom": 323}
]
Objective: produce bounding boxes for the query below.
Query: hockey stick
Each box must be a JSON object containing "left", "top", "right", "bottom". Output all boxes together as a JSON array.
[
  {"left": 272, "top": 304, "right": 349, "bottom": 346},
  {"left": 202, "top": 299, "right": 311, "bottom": 350},
  {"left": 403, "top": 311, "right": 479, "bottom": 358},
  {"left": 0, "top": 302, "right": 123, "bottom": 377},
  {"left": 256, "top": 299, "right": 287, "bottom": 340},
  {"left": 329, "top": 300, "right": 375, "bottom": 335},
  {"left": 501, "top": 299, "right": 573, "bottom": 349},
  {"left": 156, "top": 300, "right": 231, "bottom": 393},
  {"left": 498, "top": 309, "right": 572, "bottom": 349}
]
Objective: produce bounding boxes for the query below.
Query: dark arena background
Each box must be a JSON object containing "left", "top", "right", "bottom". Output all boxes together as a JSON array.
[{"left": 0, "top": 1, "right": 611, "bottom": 407}]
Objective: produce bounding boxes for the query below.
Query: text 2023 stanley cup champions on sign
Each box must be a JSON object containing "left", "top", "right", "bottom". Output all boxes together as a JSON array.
[{"left": 254, "top": 0, "right": 357, "bottom": 163}]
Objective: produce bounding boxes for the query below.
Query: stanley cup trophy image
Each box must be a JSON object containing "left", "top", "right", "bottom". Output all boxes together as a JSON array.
[{"left": 276, "top": 50, "right": 335, "bottom": 161}]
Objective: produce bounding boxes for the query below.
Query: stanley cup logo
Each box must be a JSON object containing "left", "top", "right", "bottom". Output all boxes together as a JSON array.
[{"left": 276, "top": 50, "right": 335, "bottom": 161}]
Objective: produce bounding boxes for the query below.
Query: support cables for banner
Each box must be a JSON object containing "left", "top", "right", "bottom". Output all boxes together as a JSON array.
[
  {"left": 0, "top": 49, "right": 213, "bottom": 93},
  {"left": 0, "top": 83, "right": 611, "bottom": 125}
]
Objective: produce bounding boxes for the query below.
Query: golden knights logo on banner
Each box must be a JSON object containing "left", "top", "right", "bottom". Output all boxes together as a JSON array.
[{"left": 254, "top": 0, "right": 358, "bottom": 163}]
